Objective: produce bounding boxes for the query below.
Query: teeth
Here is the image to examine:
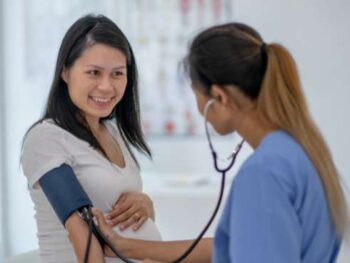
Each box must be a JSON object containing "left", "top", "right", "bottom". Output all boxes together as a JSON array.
[{"left": 91, "top": 97, "right": 112, "bottom": 103}]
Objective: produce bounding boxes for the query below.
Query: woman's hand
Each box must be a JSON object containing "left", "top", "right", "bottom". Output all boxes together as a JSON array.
[{"left": 106, "top": 192, "right": 155, "bottom": 231}]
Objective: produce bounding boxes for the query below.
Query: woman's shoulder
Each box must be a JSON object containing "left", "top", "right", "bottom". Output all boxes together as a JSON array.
[
  {"left": 24, "top": 119, "right": 66, "bottom": 143},
  {"left": 21, "top": 119, "right": 76, "bottom": 187}
]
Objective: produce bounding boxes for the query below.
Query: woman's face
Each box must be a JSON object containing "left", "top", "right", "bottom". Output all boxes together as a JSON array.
[{"left": 62, "top": 43, "right": 127, "bottom": 123}]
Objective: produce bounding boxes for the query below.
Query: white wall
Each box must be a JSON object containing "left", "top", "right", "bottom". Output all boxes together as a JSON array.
[
  {"left": 0, "top": 0, "right": 6, "bottom": 258},
  {"left": 2, "top": 0, "right": 39, "bottom": 258}
]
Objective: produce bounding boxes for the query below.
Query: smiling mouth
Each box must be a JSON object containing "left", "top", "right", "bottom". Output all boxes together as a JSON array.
[
  {"left": 88, "top": 96, "right": 117, "bottom": 109},
  {"left": 89, "top": 96, "right": 114, "bottom": 103}
]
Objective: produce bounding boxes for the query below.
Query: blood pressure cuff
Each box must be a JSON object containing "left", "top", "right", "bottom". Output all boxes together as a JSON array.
[{"left": 39, "top": 163, "right": 93, "bottom": 226}]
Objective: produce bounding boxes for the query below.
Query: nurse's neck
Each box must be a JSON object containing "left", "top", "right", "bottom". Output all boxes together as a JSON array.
[{"left": 236, "top": 112, "right": 277, "bottom": 150}]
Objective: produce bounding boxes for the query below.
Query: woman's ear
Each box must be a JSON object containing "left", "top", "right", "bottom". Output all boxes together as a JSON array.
[{"left": 61, "top": 68, "right": 68, "bottom": 83}]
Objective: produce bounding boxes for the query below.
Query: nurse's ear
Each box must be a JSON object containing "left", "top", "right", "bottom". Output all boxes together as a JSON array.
[
  {"left": 211, "top": 84, "right": 239, "bottom": 113},
  {"left": 211, "top": 84, "right": 255, "bottom": 113},
  {"left": 211, "top": 85, "right": 226, "bottom": 103}
]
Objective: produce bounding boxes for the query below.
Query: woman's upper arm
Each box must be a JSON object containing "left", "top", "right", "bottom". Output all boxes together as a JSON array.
[{"left": 21, "top": 123, "right": 73, "bottom": 187}]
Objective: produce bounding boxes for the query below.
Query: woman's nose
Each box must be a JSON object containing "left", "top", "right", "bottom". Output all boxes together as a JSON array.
[{"left": 97, "top": 76, "right": 114, "bottom": 92}]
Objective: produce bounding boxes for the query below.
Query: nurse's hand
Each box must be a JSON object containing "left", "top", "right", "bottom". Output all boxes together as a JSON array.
[
  {"left": 92, "top": 208, "right": 124, "bottom": 257},
  {"left": 106, "top": 192, "right": 155, "bottom": 231}
]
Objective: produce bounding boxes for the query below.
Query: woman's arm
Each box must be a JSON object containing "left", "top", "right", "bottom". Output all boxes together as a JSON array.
[
  {"left": 66, "top": 212, "right": 105, "bottom": 263},
  {"left": 37, "top": 164, "right": 105, "bottom": 262},
  {"left": 93, "top": 208, "right": 212, "bottom": 263}
]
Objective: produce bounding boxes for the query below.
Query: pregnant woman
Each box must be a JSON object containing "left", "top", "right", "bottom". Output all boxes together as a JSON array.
[{"left": 21, "top": 14, "right": 161, "bottom": 263}]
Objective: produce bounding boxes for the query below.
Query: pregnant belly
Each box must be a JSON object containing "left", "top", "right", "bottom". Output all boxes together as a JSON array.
[
  {"left": 105, "top": 219, "right": 162, "bottom": 263},
  {"left": 112, "top": 218, "right": 162, "bottom": 241}
]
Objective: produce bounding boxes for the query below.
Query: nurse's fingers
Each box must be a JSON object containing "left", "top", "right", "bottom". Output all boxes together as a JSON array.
[
  {"left": 92, "top": 208, "right": 107, "bottom": 226},
  {"left": 91, "top": 208, "right": 115, "bottom": 240}
]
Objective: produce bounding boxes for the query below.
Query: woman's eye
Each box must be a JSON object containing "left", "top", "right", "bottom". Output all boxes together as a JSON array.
[
  {"left": 87, "top": 70, "right": 99, "bottom": 76},
  {"left": 113, "top": 71, "right": 124, "bottom": 77}
]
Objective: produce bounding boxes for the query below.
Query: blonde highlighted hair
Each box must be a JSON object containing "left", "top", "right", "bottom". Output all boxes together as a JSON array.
[{"left": 258, "top": 43, "right": 348, "bottom": 235}]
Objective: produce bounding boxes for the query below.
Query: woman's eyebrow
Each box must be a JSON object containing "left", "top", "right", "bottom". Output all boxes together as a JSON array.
[{"left": 84, "top": 64, "right": 126, "bottom": 70}]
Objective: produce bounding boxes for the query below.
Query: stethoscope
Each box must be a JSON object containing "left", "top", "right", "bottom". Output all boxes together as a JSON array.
[{"left": 82, "top": 98, "right": 245, "bottom": 263}]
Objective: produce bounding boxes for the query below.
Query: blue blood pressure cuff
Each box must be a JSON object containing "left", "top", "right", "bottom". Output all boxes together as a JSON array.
[{"left": 39, "top": 163, "right": 93, "bottom": 226}]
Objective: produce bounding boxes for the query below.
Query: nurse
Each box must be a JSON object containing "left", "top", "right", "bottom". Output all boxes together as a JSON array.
[
  {"left": 93, "top": 22, "right": 348, "bottom": 262},
  {"left": 21, "top": 14, "right": 161, "bottom": 263}
]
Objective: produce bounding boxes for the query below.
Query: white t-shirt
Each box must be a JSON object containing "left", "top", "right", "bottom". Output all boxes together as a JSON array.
[{"left": 21, "top": 119, "right": 161, "bottom": 263}]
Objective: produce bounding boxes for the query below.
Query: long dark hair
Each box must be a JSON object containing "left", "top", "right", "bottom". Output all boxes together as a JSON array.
[
  {"left": 26, "top": 14, "right": 150, "bottom": 161},
  {"left": 185, "top": 23, "right": 348, "bottom": 235}
]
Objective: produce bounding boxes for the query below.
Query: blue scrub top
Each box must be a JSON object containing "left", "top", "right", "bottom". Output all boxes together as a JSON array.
[{"left": 213, "top": 130, "right": 340, "bottom": 263}]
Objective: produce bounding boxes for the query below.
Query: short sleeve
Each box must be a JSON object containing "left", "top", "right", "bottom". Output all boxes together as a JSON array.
[
  {"left": 21, "top": 122, "right": 74, "bottom": 187},
  {"left": 227, "top": 162, "right": 302, "bottom": 262}
]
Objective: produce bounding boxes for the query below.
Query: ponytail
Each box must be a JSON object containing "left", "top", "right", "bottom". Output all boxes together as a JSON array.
[{"left": 258, "top": 43, "right": 348, "bottom": 236}]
